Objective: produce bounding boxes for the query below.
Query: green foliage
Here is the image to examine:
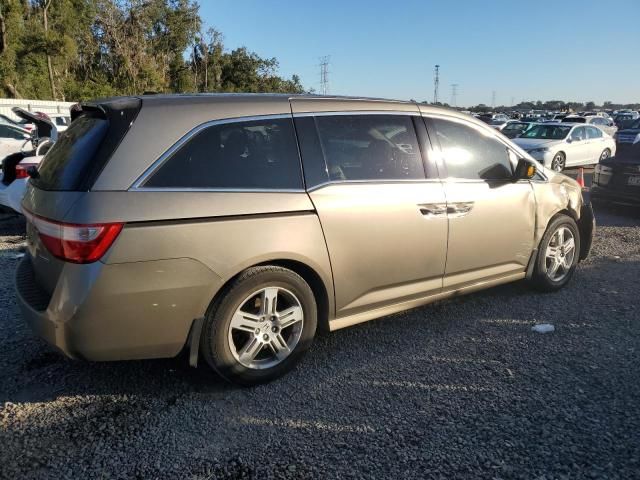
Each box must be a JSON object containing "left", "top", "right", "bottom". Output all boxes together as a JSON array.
[{"left": 0, "top": 0, "right": 306, "bottom": 100}]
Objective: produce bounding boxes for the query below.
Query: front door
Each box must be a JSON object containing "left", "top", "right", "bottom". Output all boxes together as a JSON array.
[
  {"left": 294, "top": 109, "right": 448, "bottom": 318},
  {"left": 566, "top": 126, "right": 590, "bottom": 166},
  {"left": 425, "top": 114, "right": 536, "bottom": 289}
]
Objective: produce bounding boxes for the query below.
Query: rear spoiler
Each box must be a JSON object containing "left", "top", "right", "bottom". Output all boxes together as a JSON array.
[{"left": 73, "top": 97, "right": 142, "bottom": 190}]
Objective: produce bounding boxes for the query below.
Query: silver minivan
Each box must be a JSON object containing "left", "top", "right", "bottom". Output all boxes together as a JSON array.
[{"left": 16, "top": 94, "right": 594, "bottom": 384}]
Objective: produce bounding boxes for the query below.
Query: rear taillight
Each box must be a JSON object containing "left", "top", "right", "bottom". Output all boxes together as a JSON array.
[
  {"left": 23, "top": 210, "right": 123, "bottom": 264},
  {"left": 15, "top": 163, "right": 39, "bottom": 179}
]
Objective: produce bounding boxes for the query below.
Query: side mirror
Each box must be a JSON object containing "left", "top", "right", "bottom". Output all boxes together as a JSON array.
[
  {"left": 566, "top": 137, "right": 572, "bottom": 143},
  {"left": 513, "top": 158, "right": 537, "bottom": 181}
]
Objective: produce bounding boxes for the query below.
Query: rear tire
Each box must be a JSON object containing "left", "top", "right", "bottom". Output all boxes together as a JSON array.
[
  {"left": 201, "top": 266, "right": 317, "bottom": 386},
  {"left": 530, "top": 214, "right": 580, "bottom": 292},
  {"left": 599, "top": 148, "right": 611, "bottom": 162},
  {"left": 550, "top": 152, "right": 566, "bottom": 172}
]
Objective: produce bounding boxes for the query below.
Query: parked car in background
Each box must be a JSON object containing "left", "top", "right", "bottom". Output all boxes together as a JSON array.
[
  {"left": 499, "top": 121, "right": 535, "bottom": 139},
  {"left": 478, "top": 113, "right": 510, "bottom": 124},
  {"left": 513, "top": 122, "right": 616, "bottom": 172},
  {"left": 15, "top": 94, "right": 595, "bottom": 385},
  {"left": 50, "top": 114, "right": 72, "bottom": 132},
  {"left": 563, "top": 115, "right": 618, "bottom": 137},
  {"left": 11, "top": 107, "right": 57, "bottom": 155},
  {"left": 614, "top": 112, "right": 639, "bottom": 130},
  {"left": 489, "top": 118, "right": 509, "bottom": 129},
  {"left": 592, "top": 118, "right": 640, "bottom": 206},
  {"left": 0, "top": 113, "right": 34, "bottom": 133},
  {"left": 0, "top": 109, "right": 57, "bottom": 213},
  {"left": 0, "top": 154, "right": 43, "bottom": 212},
  {"left": 0, "top": 123, "right": 30, "bottom": 166}
]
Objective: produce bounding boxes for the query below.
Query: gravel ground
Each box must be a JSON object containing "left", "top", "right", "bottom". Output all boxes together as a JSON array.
[{"left": 0, "top": 199, "right": 639, "bottom": 480}]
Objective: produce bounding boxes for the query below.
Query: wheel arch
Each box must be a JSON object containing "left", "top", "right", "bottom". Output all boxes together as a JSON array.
[{"left": 205, "top": 258, "right": 332, "bottom": 333}]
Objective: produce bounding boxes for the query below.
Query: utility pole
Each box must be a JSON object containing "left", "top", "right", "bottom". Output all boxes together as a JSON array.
[
  {"left": 492, "top": 90, "right": 496, "bottom": 109},
  {"left": 433, "top": 65, "right": 440, "bottom": 104},
  {"left": 319, "top": 56, "right": 330, "bottom": 96},
  {"left": 450, "top": 83, "right": 459, "bottom": 108}
]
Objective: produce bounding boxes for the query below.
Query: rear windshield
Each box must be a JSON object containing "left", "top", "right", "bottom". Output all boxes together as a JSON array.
[
  {"left": 562, "top": 117, "right": 586, "bottom": 124},
  {"left": 32, "top": 116, "right": 108, "bottom": 191},
  {"left": 30, "top": 98, "right": 141, "bottom": 191}
]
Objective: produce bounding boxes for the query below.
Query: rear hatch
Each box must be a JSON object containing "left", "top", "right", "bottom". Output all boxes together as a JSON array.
[{"left": 22, "top": 98, "right": 141, "bottom": 296}]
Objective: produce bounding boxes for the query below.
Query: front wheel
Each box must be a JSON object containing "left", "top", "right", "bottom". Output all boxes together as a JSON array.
[
  {"left": 201, "top": 266, "right": 317, "bottom": 385},
  {"left": 530, "top": 215, "right": 581, "bottom": 292}
]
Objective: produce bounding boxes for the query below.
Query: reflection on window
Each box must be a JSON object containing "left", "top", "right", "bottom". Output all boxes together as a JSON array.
[
  {"left": 432, "top": 118, "right": 513, "bottom": 180},
  {"left": 315, "top": 115, "right": 425, "bottom": 181},
  {"left": 145, "top": 118, "right": 303, "bottom": 189}
]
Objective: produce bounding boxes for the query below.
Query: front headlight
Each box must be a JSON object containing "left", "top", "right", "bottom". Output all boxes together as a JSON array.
[
  {"left": 634, "top": 133, "right": 640, "bottom": 144},
  {"left": 528, "top": 147, "right": 550, "bottom": 154}
]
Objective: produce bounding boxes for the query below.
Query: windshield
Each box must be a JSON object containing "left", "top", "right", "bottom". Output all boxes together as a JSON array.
[
  {"left": 520, "top": 124, "right": 571, "bottom": 140},
  {"left": 630, "top": 119, "right": 640, "bottom": 129}
]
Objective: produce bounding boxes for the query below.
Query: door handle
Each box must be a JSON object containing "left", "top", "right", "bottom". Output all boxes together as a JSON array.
[
  {"left": 447, "top": 202, "right": 474, "bottom": 217},
  {"left": 418, "top": 203, "right": 447, "bottom": 217}
]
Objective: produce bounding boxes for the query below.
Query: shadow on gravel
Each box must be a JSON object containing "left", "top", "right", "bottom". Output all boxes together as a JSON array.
[
  {"left": 6, "top": 260, "right": 639, "bottom": 406},
  {"left": 593, "top": 201, "right": 640, "bottom": 227},
  {"left": 0, "top": 210, "right": 26, "bottom": 236}
]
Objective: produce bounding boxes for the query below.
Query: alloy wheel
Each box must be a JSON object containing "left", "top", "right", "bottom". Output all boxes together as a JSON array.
[
  {"left": 600, "top": 149, "right": 610, "bottom": 162},
  {"left": 544, "top": 226, "right": 576, "bottom": 282},
  {"left": 551, "top": 154, "right": 565, "bottom": 172},
  {"left": 227, "top": 287, "right": 304, "bottom": 369}
]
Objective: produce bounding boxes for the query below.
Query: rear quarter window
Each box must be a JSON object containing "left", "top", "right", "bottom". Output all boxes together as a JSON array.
[{"left": 143, "top": 117, "right": 303, "bottom": 190}]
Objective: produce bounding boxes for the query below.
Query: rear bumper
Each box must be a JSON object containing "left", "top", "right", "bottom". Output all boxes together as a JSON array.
[
  {"left": 15, "top": 257, "right": 75, "bottom": 358},
  {"left": 591, "top": 184, "right": 640, "bottom": 206},
  {"left": 15, "top": 255, "right": 220, "bottom": 361}
]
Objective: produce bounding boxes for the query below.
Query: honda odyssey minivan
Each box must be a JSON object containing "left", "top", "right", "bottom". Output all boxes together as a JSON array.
[{"left": 16, "top": 94, "right": 594, "bottom": 385}]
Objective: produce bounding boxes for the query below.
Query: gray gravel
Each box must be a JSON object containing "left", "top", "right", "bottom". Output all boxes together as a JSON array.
[{"left": 0, "top": 201, "right": 639, "bottom": 480}]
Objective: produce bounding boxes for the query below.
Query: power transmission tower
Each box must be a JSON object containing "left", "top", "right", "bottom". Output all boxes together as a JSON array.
[
  {"left": 319, "top": 56, "right": 330, "bottom": 95},
  {"left": 433, "top": 65, "right": 440, "bottom": 104},
  {"left": 492, "top": 90, "right": 496, "bottom": 109},
  {"left": 450, "top": 83, "right": 459, "bottom": 108}
]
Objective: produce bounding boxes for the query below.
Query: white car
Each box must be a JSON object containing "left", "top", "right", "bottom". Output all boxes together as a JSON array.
[
  {"left": 562, "top": 115, "right": 618, "bottom": 137},
  {"left": 50, "top": 114, "right": 72, "bottom": 132},
  {"left": 0, "top": 155, "right": 43, "bottom": 213},
  {"left": 0, "top": 123, "right": 30, "bottom": 166},
  {"left": 512, "top": 123, "right": 616, "bottom": 172}
]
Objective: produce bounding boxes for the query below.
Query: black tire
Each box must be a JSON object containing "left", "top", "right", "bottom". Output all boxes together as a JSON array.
[
  {"left": 599, "top": 148, "right": 611, "bottom": 162},
  {"left": 201, "top": 266, "right": 317, "bottom": 385},
  {"left": 530, "top": 214, "right": 581, "bottom": 292},
  {"left": 550, "top": 152, "right": 566, "bottom": 172}
]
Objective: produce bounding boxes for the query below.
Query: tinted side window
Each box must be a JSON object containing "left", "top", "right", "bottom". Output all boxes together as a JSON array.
[
  {"left": 571, "top": 127, "right": 586, "bottom": 141},
  {"left": 145, "top": 118, "right": 303, "bottom": 190},
  {"left": 314, "top": 114, "right": 425, "bottom": 181},
  {"left": 586, "top": 126, "right": 602, "bottom": 139},
  {"left": 431, "top": 118, "right": 513, "bottom": 180}
]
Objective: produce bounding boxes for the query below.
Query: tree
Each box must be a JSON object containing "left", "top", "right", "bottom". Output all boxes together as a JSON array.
[{"left": 0, "top": 0, "right": 307, "bottom": 100}]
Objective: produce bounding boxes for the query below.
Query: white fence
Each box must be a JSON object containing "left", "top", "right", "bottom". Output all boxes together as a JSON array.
[{"left": 0, "top": 98, "right": 76, "bottom": 121}]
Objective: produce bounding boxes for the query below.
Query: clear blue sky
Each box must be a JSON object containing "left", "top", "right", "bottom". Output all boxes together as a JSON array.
[{"left": 199, "top": 0, "right": 639, "bottom": 106}]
